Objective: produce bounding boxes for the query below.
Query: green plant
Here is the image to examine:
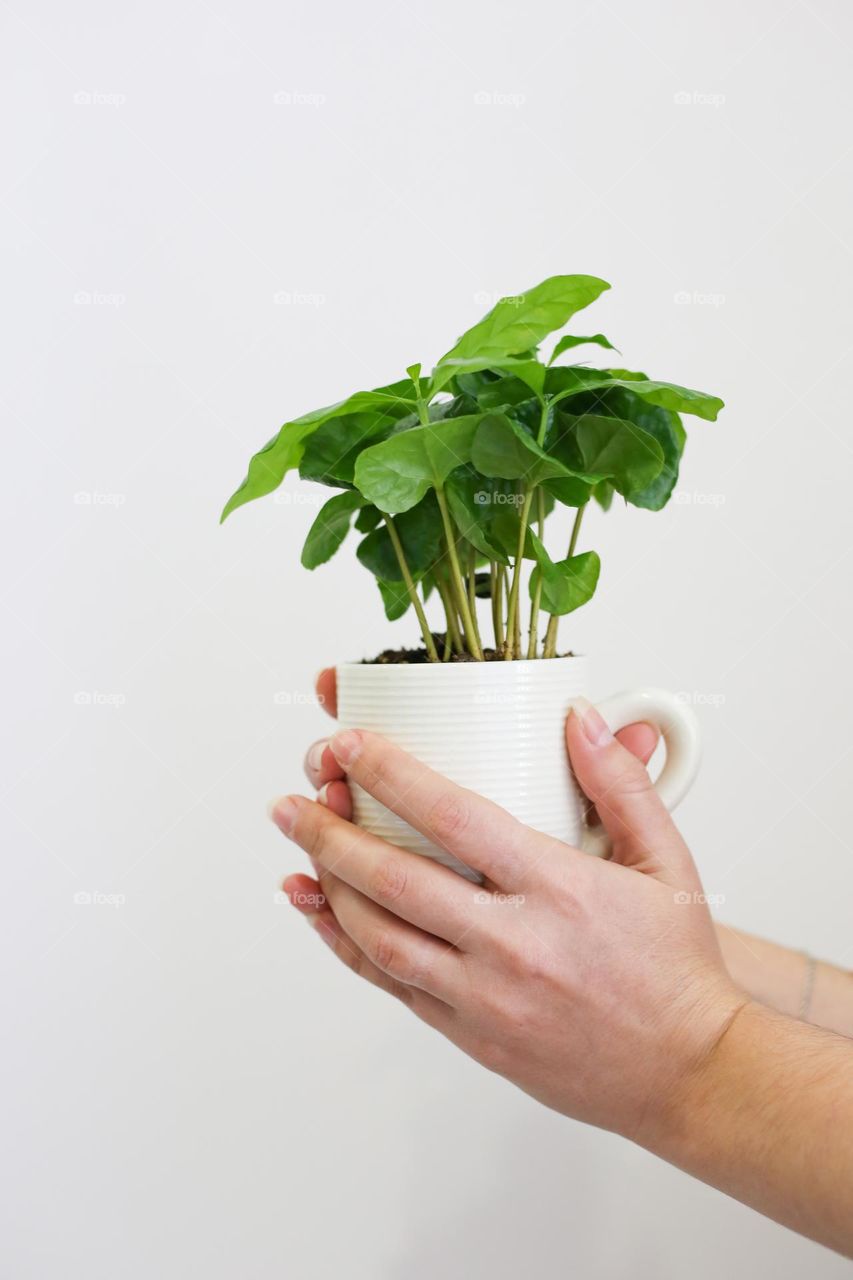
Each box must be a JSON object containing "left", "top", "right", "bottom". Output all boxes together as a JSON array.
[{"left": 221, "top": 275, "right": 723, "bottom": 661}]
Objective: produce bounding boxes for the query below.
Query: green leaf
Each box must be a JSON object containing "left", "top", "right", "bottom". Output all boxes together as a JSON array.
[
  {"left": 434, "top": 275, "right": 611, "bottom": 389},
  {"left": 593, "top": 479, "right": 614, "bottom": 512},
  {"left": 301, "top": 490, "right": 364, "bottom": 569},
  {"left": 529, "top": 551, "right": 601, "bottom": 615},
  {"left": 377, "top": 579, "right": 410, "bottom": 621},
  {"left": 549, "top": 334, "right": 617, "bottom": 364},
  {"left": 221, "top": 380, "right": 419, "bottom": 521},
  {"left": 356, "top": 494, "right": 444, "bottom": 579},
  {"left": 542, "top": 475, "right": 595, "bottom": 507},
  {"left": 354, "top": 504, "right": 381, "bottom": 533},
  {"left": 354, "top": 413, "right": 491, "bottom": 513},
  {"left": 595, "top": 387, "right": 684, "bottom": 510},
  {"left": 472, "top": 413, "right": 595, "bottom": 488},
  {"left": 299, "top": 411, "right": 399, "bottom": 488},
  {"left": 433, "top": 356, "right": 547, "bottom": 400},
  {"left": 545, "top": 366, "right": 723, "bottom": 421},
  {"left": 550, "top": 412, "right": 664, "bottom": 496},
  {"left": 445, "top": 466, "right": 516, "bottom": 564}
]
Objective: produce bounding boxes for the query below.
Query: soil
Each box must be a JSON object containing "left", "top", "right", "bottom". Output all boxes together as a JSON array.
[{"left": 364, "top": 639, "right": 573, "bottom": 664}]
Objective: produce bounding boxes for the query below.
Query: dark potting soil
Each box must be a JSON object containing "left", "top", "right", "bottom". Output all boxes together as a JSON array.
[{"left": 363, "top": 639, "right": 574, "bottom": 664}]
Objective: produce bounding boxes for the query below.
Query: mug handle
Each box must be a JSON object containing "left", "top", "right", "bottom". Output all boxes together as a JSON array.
[{"left": 579, "top": 688, "right": 702, "bottom": 858}]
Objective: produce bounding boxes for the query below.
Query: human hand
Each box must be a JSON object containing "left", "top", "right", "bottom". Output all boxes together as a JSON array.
[
  {"left": 272, "top": 679, "right": 747, "bottom": 1144},
  {"left": 305, "top": 667, "right": 660, "bottom": 827}
]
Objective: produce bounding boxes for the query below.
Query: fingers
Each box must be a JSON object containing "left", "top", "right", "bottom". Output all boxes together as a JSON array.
[
  {"left": 304, "top": 738, "right": 345, "bottom": 790},
  {"left": 282, "top": 873, "right": 455, "bottom": 1025},
  {"left": 316, "top": 778, "right": 352, "bottom": 820},
  {"left": 566, "top": 698, "right": 693, "bottom": 880},
  {"left": 271, "top": 794, "right": 483, "bottom": 946},
  {"left": 314, "top": 871, "right": 464, "bottom": 1001},
  {"left": 615, "top": 722, "right": 658, "bottom": 765},
  {"left": 316, "top": 668, "right": 338, "bottom": 719},
  {"left": 325, "top": 729, "right": 572, "bottom": 888}
]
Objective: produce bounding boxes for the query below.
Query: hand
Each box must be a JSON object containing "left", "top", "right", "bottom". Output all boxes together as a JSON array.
[
  {"left": 272, "top": 675, "right": 748, "bottom": 1144},
  {"left": 305, "top": 667, "right": 660, "bottom": 826}
]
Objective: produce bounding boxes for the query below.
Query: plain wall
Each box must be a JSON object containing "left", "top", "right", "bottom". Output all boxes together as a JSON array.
[{"left": 3, "top": 0, "right": 853, "bottom": 1275}]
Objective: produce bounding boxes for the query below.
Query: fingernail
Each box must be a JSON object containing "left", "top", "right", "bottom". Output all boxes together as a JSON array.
[
  {"left": 316, "top": 783, "right": 330, "bottom": 807},
  {"left": 270, "top": 796, "right": 298, "bottom": 835},
  {"left": 329, "top": 729, "right": 362, "bottom": 766},
  {"left": 571, "top": 696, "right": 614, "bottom": 747},
  {"left": 307, "top": 740, "right": 328, "bottom": 773}
]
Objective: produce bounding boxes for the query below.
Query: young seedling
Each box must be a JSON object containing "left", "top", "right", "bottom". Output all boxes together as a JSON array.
[{"left": 222, "top": 275, "right": 724, "bottom": 660}]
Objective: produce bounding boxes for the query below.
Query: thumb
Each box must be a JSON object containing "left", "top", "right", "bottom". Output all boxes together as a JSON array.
[{"left": 566, "top": 697, "right": 695, "bottom": 882}]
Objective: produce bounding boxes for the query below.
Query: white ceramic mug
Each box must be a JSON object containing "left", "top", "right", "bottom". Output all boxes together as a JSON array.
[{"left": 336, "top": 656, "right": 701, "bottom": 881}]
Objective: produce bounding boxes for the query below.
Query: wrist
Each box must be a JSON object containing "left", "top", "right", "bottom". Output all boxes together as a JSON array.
[{"left": 635, "top": 987, "right": 756, "bottom": 1160}]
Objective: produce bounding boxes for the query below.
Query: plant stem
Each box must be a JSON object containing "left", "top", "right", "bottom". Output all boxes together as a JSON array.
[
  {"left": 526, "top": 488, "right": 547, "bottom": 659},
  {"left": 435, "top": 486, "right": 484, "bottom": 660},
  {"left": 490, "top": 562, "right": 504, "bottom": 652},
  {"left": 504, "top": 486, "right": 534, "bottom": 660},
  {"left": 435, "top": 571, "right": 463, "bottom": 655},
  {"left": 491, "top": 568, "right": 504, "bottom": 650},
  {"left": 466, "top": 543, "right": 483, "bottom": 654},
  {"left": 384, "top": 516, "right": 439, "bottom": 662},
  {"left": 543, "top": 502, "right": 587, "bottom": 659}
]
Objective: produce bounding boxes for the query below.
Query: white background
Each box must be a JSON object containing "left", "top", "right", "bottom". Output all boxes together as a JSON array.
[{"left": 3, "top": 0, "right": 853, "bottom": 1275}]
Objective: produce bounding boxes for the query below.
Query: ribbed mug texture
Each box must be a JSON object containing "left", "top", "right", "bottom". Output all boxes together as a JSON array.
[{"left": 337, "top": 656, "right": 588, "bottom": 881}]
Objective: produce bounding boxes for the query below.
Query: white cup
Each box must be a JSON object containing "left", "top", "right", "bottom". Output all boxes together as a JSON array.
[{"left": 336, "top": 656, "right": 701, "bottom": 881}]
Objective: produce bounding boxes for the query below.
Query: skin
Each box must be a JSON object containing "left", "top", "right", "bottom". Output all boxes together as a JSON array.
[{"left": 271, "top": 669, "right": 853, "bottom": 1257}]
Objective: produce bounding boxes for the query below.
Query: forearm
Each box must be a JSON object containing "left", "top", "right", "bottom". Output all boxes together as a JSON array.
[
  {"left": 717, "top": 924, "right": 853, "bottom": 1037},
  {"left": 646, "top": 1001, "right": 853, "bottom": 1257}
]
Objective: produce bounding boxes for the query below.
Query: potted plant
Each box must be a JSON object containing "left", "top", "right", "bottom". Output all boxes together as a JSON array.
[{"left": 222, "top": 275, "right": 720, "bottom": 877}]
